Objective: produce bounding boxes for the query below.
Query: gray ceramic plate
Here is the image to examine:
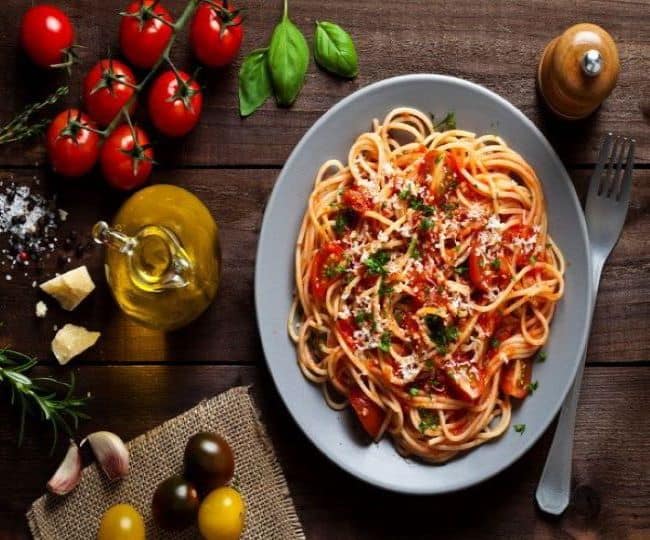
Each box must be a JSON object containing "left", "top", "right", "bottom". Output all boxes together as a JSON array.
[{"left": 255, "top": 75, "right": 592, "bottom": 494}]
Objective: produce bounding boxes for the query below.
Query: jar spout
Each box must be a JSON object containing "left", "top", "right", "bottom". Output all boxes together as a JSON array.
[{"left": 92, "top": 221, "right": 135, "bottom": 254}]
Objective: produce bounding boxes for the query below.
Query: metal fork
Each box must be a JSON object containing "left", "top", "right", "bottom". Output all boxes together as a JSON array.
[{"left": 536, "top": 133, "right": 635, "bottom": 515}]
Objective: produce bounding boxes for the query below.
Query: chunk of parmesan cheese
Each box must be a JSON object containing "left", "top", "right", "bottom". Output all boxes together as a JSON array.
[
  {"left": 40, "top": 265, "right": 95, "bottom": 311},
  {"left": 35, "top": 300, "right": 48, "bottom": 318},
  {"left": 51, "top": 324, "right": 101, "bottom": 365}
]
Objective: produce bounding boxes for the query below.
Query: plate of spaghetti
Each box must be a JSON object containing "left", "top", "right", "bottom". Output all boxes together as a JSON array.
[{"left": 255, "top": 75, "right": 592, "bottom": 493}]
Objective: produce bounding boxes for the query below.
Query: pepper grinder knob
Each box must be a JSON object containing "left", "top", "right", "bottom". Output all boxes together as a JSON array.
[{"left": 537, "top": 23, "right": 620, "bottom": 120}]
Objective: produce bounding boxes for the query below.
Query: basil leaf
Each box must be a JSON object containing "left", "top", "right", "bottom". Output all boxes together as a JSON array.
[
  {"left": 313, "top": 21, "right": 358, "bottom": 78},
  {"left": 268, "top": 0, "right": 309, "bottom": 106},
  {"left": 238, "top": 48, "right": 272, "bottom": 117}
]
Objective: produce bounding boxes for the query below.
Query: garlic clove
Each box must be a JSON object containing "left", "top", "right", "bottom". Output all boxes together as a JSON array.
[
  {"left": 81, "top": 431, "right": 129, "bottom": 481},
  {"left": 47, "top": 439, "right": 82, "bottom": 495}
]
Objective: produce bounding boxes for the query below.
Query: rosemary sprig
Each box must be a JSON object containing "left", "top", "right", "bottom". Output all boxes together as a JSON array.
[
  {"left": 0, "top": 86, "right": 69, "bottom": 145},
  {"left": 0, "top": 349, "right": 89, "bottom": 453}
]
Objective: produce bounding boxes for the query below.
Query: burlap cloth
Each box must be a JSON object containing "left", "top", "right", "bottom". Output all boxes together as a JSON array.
[{"left": 27, "top": 386, "right": 305, "bottom": 540}]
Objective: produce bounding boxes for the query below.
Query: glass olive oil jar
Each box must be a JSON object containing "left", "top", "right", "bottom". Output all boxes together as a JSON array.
[{"left": 93, "top": 184, "right": 221, "bottom": 331}]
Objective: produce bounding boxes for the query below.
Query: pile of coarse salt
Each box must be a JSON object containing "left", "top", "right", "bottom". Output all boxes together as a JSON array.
[{"left": 0, "top": 180, "right": 66, "bottom": 280}]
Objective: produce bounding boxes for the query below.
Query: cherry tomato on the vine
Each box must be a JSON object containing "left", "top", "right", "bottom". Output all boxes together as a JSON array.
[
  {"left": 83, "top": 59, "right": 137, "bottom": 127},
  {"left": 20, "top": 5, "right": 75, "bottom": 68},
  {"left": 46, "top": 109, "right": 100, "bottom": 177},
  {"left": 100, "top": 124, "right": 154, "bottom": 190},
  {"left": 148, "top": 70, "right": 203, "bottom": 137},
  {"left": 119, "top": 0, "right": 174, "bottom": 69},
  {"left": 189, "top": 1, "right": 244, "bottom": 68}
]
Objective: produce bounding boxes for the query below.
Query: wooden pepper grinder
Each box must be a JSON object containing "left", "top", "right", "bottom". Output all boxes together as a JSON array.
[{"left": 538, "top": 23, "right": 620, "bottom": 120}]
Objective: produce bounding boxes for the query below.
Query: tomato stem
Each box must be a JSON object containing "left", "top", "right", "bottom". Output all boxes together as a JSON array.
[{"left": 102, "top": 0, "right": 202, "bottom": 138}]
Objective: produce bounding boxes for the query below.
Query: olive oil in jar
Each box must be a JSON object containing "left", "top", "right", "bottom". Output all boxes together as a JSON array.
[{"left": 93, "top": 184, "right": 221, "bottom": 331}]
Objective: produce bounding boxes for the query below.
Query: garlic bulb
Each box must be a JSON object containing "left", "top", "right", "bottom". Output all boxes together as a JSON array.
[
  {"left": 81, "top": 431, "right": 129, "bottom": 481},
  {"left": 47, "top": 440, "right": 82, "bottom": 495}
]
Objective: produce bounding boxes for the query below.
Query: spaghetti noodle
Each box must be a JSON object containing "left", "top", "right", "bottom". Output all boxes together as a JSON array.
[{"left": 289, "top": 107, "right": 564, "bottom": 462}]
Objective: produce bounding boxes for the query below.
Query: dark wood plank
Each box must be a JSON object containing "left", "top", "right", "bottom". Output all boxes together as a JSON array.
[
  {"left": 0, "top": 364, "right": 647, "bottom": 538},
  {"left": 0, "top": 168, "right": 648, "bottom": 363},
  {"left": 0, "top": 0, "right": 648, "bottom": 167}
]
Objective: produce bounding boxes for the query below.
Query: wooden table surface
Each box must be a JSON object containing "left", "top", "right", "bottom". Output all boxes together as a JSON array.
[{"left": 1, "top": 1, "right": 648, "bottom": 538}]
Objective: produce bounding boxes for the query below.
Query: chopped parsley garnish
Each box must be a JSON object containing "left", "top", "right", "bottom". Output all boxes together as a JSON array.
[
  {"left": 407, "top": 236, "right": 421, "bottom": 259},
  {"left": 408, "top": 387, "right": 420, "bottom": 397},
  {"left": 490, "top": 337, "right": 501, "bottom": 349},
  {"left": 378, "top": 280, "right": 393, "bottom": 297},
  {"left": 513, "top": 424, "right": 526, "bottom": 434},
  {"left": 398, "top": 188, "right": 410, "bottom": 200},
  {"left": 364, "top": 250, "right": 390, "bottom": 276},
  {"left": 435, "top": 111, "right": 456, "bottom": 131},
  {"left": 526, "top": 381, "right": 539, "bottom": 394},
  {"left": 323, "top": 262, "right": 347, "bottom": 278},
  {"left": 490, "top": 258, "right": 501, "bottom": 270},
  {"left": 378, "top": 331, "right": 391, "bottom": 352},
  {"left": 408, "top": 196, "right": 435, "bottom": 215},
  {"left": 535, "top": 351, "right": 547, "bottom": 363},
  {"left": 354, "top": 311, "right": 372, "bottom": 325},
  {"left": 420, "top": 217, "right": 433, "bottom": 231},
  {"left": 418, "top": 409, "right": 438, "bottom": 433},
  {"left": 454, "top": 265, "right": 468, "bottom": 275},
  {"left": 424, "top": 315, "right": 459, "bottom": 354},
  {"left": 333, "top": 213, "right": 348, "bottom": 235},
  {"left": 441, "top": 202, "right": 457, "bottom": 215}
]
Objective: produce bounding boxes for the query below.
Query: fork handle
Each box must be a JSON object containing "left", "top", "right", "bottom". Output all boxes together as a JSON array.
[
  {"left": 535, "top": 255, "right": 605, "bottom": 514},
  {"left": 535, "top": 360, "right": 585, "bottom": 514}
]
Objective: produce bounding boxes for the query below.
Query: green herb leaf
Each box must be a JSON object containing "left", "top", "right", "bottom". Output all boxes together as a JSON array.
[
  {"left": 354, "top": 310, "right": 372, "bottom": 325},
  {"left": 420, "top": 217, "right": 433, "bottom": 231},
  {"left": 435, "top": 111, "right": 456, "bottom": 131},
  {"left": 323, "top": 262, "right": 347, "bottom": 278},
  {"left": 513, "top": 423, "right": 526, "bottom": 434},
  {"left": 313, "top": 21, "right": 358, "bottom": 78},
  {"left": 424, "top": 315, "right": 459, "bottom": 354},
  {"left": 378, "top": 280, "right": 393, "bottom": 297},
  {"left": 409, "top": 387, "right": 419, "bottom": 396},
  {"left": 364, "top": 250, "right": 390, "bottom": 276},
  {"left": 490, "top": 258, "right": 501, "bottom": 270},
  {"left": 418, "top": 409, "right": 438, "bottom": 432},
  {"left": 535, "top": 350, "right": 547, "bottom": 363},
  {"left": 379, "top": 331, "right": 391, "bottom": 352},
  {"left": 490, "top": 337, "right": 501, "bottom": 349},
  {"left": 526, "top": 380, "right": 539, "bottom": 394},
  {"left": 268, "top": 0, "right": 309, "bottom": 106},
  {"left": 238, "top": 49, "right": 273, "bottom": 117},
  {"left": 407, "top": 236, "right": 421, "bottom": 259},
  {"left": 333, "top": 212, "right": 348, "bottom": 235},
  {"left": 454, "top": 265, "right": 468, "bottom": 275}
]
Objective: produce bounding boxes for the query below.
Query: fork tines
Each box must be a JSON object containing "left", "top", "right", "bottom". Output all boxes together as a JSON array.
[{"left": 591, "top": 133, "right": 636, "bottom": 202}]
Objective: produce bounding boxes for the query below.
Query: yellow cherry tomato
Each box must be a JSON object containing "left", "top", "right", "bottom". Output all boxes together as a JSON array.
[
  {"left": 97, "top": 503, "right": 145, "bottom": 540},
  {"left": 198, "top": 486, "right": 246, "bottom": 540}
]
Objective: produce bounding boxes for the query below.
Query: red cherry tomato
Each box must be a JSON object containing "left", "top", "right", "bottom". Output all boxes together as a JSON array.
[
  {"left": 119, "top": 0, "right": 173, "bottom": 69},
  {"left": 100, "top": 125, "right": 153, "bottom": 190},
  {"left": 335, "top": 318, "right": 356, "bottom": 349},
  {"left": 500, "top": 358, "right": 533, "bottom": 399},
  {"left": 189, "top": 1, "right": 244, "bottom": 68},
  {"left": 83, "top": 59, "right": 137, "bottom": 127},
  {"left": 309, "top": 241, "right": 345, "bottom": 302},
  {"left": 468, "top": 244, "right": 508, "bottom": 293},
  {"left": 20, "top": 5, "right": 74, "bottom": 68},
  {"left": 342, "top": 187, "right": 372, "bottom": 213},
  {"left": 348, "top": 387, "right": 385, "bottom": 439},
  {"left": 46, "top": 109, "right": 100, "bottom": 177},
  {"left": 148, "top": 70, "right": 203, "bottom": 137}
]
